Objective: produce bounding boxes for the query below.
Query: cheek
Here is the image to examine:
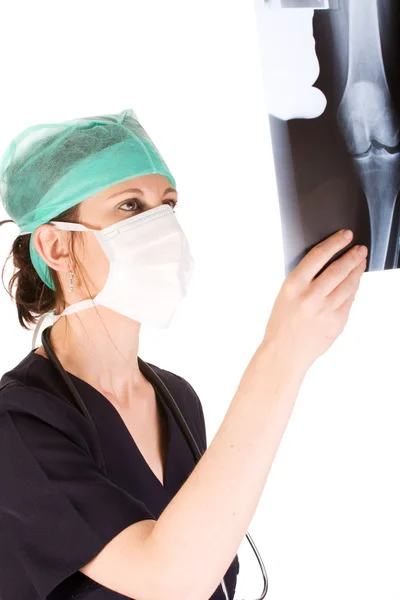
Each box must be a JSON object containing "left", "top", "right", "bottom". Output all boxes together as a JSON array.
[{"left": 80, "top": 236, "right": 110, "bottom": 291}]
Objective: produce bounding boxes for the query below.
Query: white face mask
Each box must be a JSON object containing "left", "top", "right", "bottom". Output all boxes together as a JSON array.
[{"left": 49, "top": 204, "right": 195, "bottom": 328}]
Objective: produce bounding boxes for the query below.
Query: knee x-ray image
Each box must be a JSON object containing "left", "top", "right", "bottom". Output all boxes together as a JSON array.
[{"left": 254, "top": 0, "right": 400, "bottom": 274}]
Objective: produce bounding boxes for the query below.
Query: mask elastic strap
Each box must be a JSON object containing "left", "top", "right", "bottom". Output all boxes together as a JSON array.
[
  {"left": 32, "top": 310, "right": 56, "bottom": 350},
  {"left": 49, "top": 221, "right": 95, "bottom": 232},
  {"left": 53, "top": 298, "right": 97, "bottom": 322},
  {"left": 32, "top": 299, "right": 98, "bottom": 348},
  {"left": 18, "top": 222, "right": 94, "bottom": 235}
]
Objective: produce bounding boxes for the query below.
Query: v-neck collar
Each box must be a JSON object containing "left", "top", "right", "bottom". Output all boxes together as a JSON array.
[{"left": 29, "top": 349, "right": 174, "bottom": 495}]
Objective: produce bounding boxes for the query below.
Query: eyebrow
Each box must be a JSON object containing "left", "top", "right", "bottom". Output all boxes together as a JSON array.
[{"left": 107, "top": 187, "right": 177, "bottom": 200}]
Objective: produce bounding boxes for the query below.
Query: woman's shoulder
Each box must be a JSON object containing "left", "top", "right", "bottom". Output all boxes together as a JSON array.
[
  {"left": 0, "top": 350, "right": 98, "bottom": 448},
  {"left": 1, "top": 349, "right": 72, "bottom": 409}
]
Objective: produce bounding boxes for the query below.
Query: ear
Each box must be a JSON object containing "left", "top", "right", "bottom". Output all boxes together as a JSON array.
[{"left": 33, "top": 224, "right": 71, "bottom": 275}]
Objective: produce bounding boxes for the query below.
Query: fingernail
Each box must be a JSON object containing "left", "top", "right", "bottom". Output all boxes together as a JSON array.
[
  {"left": 343, "top": 229, "right": 353, "bottom": 239},
  {"left": 358, "top": 245, "right": 368, "bottom": 257}
]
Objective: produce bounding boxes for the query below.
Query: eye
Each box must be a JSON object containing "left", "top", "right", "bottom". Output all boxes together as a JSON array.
[
  {"left": 118, "top": 198, "right": 178, "bottom": 212},
  {"left": 118, "top": 198, "right": 140, "bottom": 212}
]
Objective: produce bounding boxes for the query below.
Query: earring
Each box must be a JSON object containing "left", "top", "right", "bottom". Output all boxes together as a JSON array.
[{"left": 68, "top": 270, "right": 74, "bottom": 293}]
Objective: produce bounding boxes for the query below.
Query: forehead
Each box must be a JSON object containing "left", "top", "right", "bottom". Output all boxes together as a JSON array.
[
  {"left": 80, "top": 174, "right": 175, "bottom": 210},
  {"left": 100, "top": 174, "right": 173, "bottom": 197}
]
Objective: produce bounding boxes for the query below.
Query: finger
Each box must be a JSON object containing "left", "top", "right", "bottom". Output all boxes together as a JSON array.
[
  {"left": 335, "top": 291, "right": 357, "bottom": 324},
  {"left": 311, "top": 244, "right": 368, "bottom": 298},
  {"left": 326, "top": 258, "right": 366, "bottom": 311},
  {"left": 294, "top": 229, "right": 354, "bottom": 283}
]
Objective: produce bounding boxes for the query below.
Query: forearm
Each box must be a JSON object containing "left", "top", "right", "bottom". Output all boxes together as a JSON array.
[{"left": 148, "top": 339, "right": 307, "bottom": 600}]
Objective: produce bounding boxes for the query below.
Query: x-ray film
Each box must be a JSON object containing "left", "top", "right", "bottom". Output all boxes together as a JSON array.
[{"left": 255, "top": 0, "right": 400, "bottom": 273}]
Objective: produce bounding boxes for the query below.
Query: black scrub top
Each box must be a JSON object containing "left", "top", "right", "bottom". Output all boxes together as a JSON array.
[{"left": 0, "top": 349, "right": 239, "bottom": 600}]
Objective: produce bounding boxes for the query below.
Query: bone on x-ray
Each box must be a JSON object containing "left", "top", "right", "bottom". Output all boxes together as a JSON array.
[{"left": 257, "top": 0, "right": 400, "bottom": 274}]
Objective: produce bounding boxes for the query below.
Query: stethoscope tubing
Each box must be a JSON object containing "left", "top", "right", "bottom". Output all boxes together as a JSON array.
[{"left": 40, "top": 325, "right": 268, "bottom": 599}]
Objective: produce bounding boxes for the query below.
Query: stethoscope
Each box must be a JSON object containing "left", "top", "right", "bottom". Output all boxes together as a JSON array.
[{"left": 39, "top": 324, "right": 269, "bottom": 600}]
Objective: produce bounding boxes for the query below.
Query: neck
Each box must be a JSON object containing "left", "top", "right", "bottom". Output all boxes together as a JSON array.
[{"left": 47, "top": 306, "right": 148, "bottom": 409}]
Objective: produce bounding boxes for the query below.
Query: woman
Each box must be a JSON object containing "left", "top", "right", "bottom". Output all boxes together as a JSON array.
[{"left": 0, "top": 108, "right": 368, "bottom": 600}]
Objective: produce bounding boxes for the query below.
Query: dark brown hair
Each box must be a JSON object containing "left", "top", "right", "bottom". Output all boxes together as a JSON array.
[{"left": 1, "top": 203, "right": 85, "bottom": 330}]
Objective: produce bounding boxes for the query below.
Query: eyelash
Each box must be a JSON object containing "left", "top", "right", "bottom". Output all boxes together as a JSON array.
[{"left": 119, "top": 198, "right": 178, "bottom": 212}]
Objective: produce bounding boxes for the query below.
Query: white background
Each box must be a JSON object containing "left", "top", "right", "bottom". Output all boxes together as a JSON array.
[{"left": 0, "top": 1, "right": 399, "bottom": 599}]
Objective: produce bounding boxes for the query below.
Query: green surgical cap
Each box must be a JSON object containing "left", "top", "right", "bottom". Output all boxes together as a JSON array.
[{"left": 0, "top": 108, "right": 176, "bottom": 290}]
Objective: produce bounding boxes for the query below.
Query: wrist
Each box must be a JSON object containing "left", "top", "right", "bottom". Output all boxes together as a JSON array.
[{"left": 256, "top": 335, "right": 310, "bottom": 383}]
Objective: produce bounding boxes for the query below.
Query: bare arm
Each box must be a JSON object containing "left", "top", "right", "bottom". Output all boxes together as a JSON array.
[{"left": 148, "top": 338, "right": 307, "bottom": 600}]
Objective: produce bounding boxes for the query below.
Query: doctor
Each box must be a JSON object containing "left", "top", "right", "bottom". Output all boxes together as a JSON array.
[{"left": 0, "top": 108, "right": 367, "bottom": 600}]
